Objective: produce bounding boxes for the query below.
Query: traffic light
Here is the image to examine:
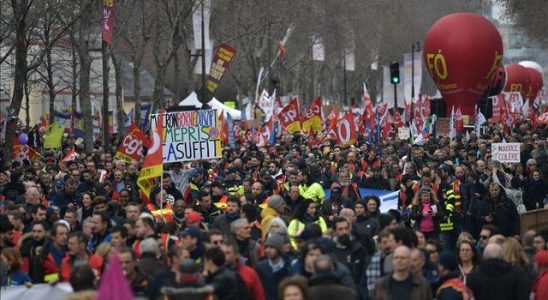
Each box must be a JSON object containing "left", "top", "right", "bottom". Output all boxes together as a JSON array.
[{"left": 390, "top": 62, "right": 400, "bottom": 84}]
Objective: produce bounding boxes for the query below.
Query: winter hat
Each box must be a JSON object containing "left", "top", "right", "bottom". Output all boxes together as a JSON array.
[
  {"left": 186, "top": 211, "right": 202, "bottom": 224},
  {"left": 267, "top": 195, "right": 285, "bottom": 212},
  {"left": 438, "top": 251, "right": 459, "bottom": 271},
  {"left": 264, "top": 233, "right": 285, "bottom": 252}
]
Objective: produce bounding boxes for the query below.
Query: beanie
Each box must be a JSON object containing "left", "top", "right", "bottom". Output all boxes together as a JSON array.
[
  {"left": 268, "top": 195, "right": 285, "bottom": 212},
  {"left": 140, "top": 237, "right": 160, "bottom": 255},
  {"left": 265, "top": 233, "right": 285, "bottom": 252}
]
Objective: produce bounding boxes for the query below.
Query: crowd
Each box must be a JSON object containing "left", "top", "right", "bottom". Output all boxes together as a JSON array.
[{"left": 0, "top": 118, "right": 547, "bottom": 300}]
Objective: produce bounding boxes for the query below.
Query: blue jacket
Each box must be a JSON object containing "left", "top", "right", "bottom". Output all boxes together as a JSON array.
[{"left": 255, "top": 255, "right": 291, "bottom": 300}]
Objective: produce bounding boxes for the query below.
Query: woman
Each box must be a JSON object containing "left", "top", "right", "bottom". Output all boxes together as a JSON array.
[
  {"left": 502, "top": 237, "right": 535, "bottom": 283},
  {"left": 77, "top": 192, "right": 95, "bottom": 223},
  {"left": 354, "top": 198, "right": 381, "bottom": 239},
  {"left": 1, "top": 247, "right": 31, "bottom": 286},
  {"left": 288, "top": 199, "right": 327, "bottom": 249},
  {"left": 410, "top": 188, "right": 441, "bottom": 239},
  {"left": 456, "top": 232, "right": 475, "bottom": 249},
  {"left": 524, "top": 170, "right": 548, "bottom": 211},
  {"left": 458, "top": 240, "right": 480, "bottom": 278},
  {"left": 278, "top": 276, "right": 308, "bottom": 300},
  {"left": 477, "top": 182, "right": 519, "bottom": 237}
]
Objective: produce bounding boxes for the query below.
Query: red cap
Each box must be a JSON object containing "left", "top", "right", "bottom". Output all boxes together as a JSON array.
[
  {"left": 186, "top": 211, "right": 202, "bottom": 224},
  {"left": 535, "top": 250, "right": 548, "bottom": 266}
]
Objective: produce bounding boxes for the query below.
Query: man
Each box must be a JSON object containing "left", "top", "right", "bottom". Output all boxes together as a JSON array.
[
  {"left": 61, "top": 232, "right": 103, "bottom": 282},
  {"left": 477, "top": 224, "right": 499, "bottom": 253},
  {"left": 255, "top": 233, "right": 291, "bottom": 300},
  {"left": 260, "top": 195, "right": 286, "bottom": 239},
  {"left": 454, "top": 165, "right": 476, "bottom": 233},
  {"left": 137, "top": 237, "right": 167, "bottom": 277},
  {"left": 133, "top": 214, "right": 157, "bottom": 257},
  {"left": 230, "top": 218, "right": 260, "bottom": 267},
  {"left": 0, "top": 214, "right": 14, "bottom": 248},
  {"left": 167, "top": 162, "right": 189, "bottom": 193},
  {"left": 87, "top": 212, "right": 112, "bottom": 252},
  {"left": 180, "top": 226, "right": 205, "bottom": 261},
  {"left": 63, "top": 208, "right": 80, "bottom": 232},
  {"left": 7, "top": 211, "right": 24, "bottom": 244},
  {"left": 77, "top": 170, "right": 95, "bottom": 194},
  {"left": 531, "top": 250, "right": 548, "bottom": 300},
  {"left": 221, "top": 241, "right": 265, "bottom": 300},
  {"left": 435, "top": 251, "right": 474, "bottom": 300},
  {"left": 331, "top": 216, "right": 368, "bottom": 284},
  {"left": 153, "top": 259, "right": 214, "bottom": 300},
  {"left": 183, "top": 167, "right": 204, "bottom": 205},
  {"left": 163, "top": 173, "right": 183, "bottom": 200},
  {"left": 25, "top": 187, "right": 42, "bottom": 205},
  {"left": 194, "top": 191, "right": 221, "bottom": 226},
  {"left": 111, "top": 225, "right": 128, "bottom": 249},
  {"left": 410, "top": 247, "right": 437, "bottom": 287},
  {"left": 307, "top": 255, "right": 359, "bottom": 300},
  {"left": 363, "top": 166, "right": 391, "bottom": 190},
  {"left": 32, "top": 222, "right": 69, "bottom": 283},
  {"left": 51, "top": 178, "right": 80, "bottom": 216},
  {"left": 119, "top": 246, "right": 151, "bottom": 297},
  {"left": 251, "top": 182, "right": 268, "bottom": 205},
  {"left": 125, "top": 202, "right": 141, "bottom": 221},
  {"left": 283, "top": 184, "right": 304, "bottom": 214},
  {"left": 373, "top": 245, "right": 432, "bottom": 300},
  {"left": 320, "top": 183, "right": 353, "bottom": 226},
  {"left": 20, "top": 221, "right": 48, "bottom": 275},
  {"left": 212, "top": 197, "right": 241, "bottom": 235},
  {"left": 203, "top": 247, "right": 243, "bottom": 300},
  {"left": 467, "top": 243, "right": 530, "bottom": 300},
  {"left": 172, "top": 199, "right": 187, "bottom": 226}
]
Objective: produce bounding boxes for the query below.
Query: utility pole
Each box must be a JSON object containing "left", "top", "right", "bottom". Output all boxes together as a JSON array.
[
  {"left": 343, "top": 49, "right": 347, "bottom": 106},
  {"left": 102, "top": 41, "right": 110, "bottom": 149},
  {"left": 200, "top": 0, "right": 207, "bottom": 106},
  {"left": 410, "top": 42, "right": 420, "bottom": 121}
]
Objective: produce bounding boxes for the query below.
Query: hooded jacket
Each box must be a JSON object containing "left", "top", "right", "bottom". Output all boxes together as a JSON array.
[{"left": 466, "top": 258, "right": 530, "bottom": 300}]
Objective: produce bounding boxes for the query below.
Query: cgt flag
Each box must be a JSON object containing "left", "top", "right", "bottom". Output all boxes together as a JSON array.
[
  {"left": 101, "top": 0, "right": 116, "bottom": 44},
  {"left": 278, "top": 98, "right": 301, "bottom": 134},
  {"left": 302, "top": 97, "right": 323, "bottom": 133},
  {"left": 115, "top": 124, "right": 148, "bottom": 163},
  {"left": 337, "top": 111, "right": 357, "bottom": 146},
  {"left": 137, "top": 111, "right": 164, "bottom": 203}
]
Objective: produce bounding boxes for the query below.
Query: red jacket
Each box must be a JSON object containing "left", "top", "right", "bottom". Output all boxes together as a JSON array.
[
  {"left": 61, "top": 253, "right": 103, "bottom": 282},
  {"left": 236, "top": 258, "right": 265, "bottom": 300},
  {"left": 532, "top": 270, "right": 548, "bottom": 300}
]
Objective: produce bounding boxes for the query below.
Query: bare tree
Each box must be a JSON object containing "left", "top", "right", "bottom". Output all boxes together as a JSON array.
[{"left": 500, "top": 0, "right": 548, "bottom": 47}]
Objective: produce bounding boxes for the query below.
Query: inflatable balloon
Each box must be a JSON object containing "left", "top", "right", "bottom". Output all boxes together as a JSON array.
[
  {"left": 504, "top": 64, "right": 532, "bottom": 100},
  {"left": 519, "top": 61, "right": 543, "bottom": 100},
  {"left": 423, "top": 13, "right": 503, "bottom": 116},
  {"left": 485, "top": 64, "right": 506, "bottom": 97},
  {"left": 18, "top": 133, "right": 28, "bottom": 145}
]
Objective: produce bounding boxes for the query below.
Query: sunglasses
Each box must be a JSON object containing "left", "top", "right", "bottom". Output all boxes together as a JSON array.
[{"left": 480, "top": 235, "right": 489, "bottom": 240}]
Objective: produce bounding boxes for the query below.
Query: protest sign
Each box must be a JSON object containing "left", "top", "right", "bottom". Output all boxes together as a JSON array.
[
  {"left": 154, "top": 109, "right": 222, "bottom": 163},
  {"left": 398, "top": 127, "right": 410, "bottom": 140},
  {"left": 491, "top": 143, "right": 520, "bottom": 163},
  {"left": 115, "top": 124, "right": 148, "bottom": 162},
  {"left": 207, "top": 43, "right": 237, "bottom": 93}
]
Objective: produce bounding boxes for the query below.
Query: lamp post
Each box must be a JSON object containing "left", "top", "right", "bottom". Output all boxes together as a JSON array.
[{"left": 410, "top": 42, "right": 420, "bottom": 121}]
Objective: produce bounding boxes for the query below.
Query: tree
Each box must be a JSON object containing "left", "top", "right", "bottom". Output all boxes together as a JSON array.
[{"left": 500, "top": 0, "right": 548, "bottom": 47}]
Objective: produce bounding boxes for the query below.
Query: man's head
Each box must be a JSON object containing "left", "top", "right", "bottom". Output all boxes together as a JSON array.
[
  {"left": 68, "top": 232, "right": 88, "bottom": 256},
  {"left": 203, "top": 247, "right": 225, "bottom": 272},
  {"left": 483, "top": 243, "right": 503, "bottom": 260},
  {"left": 31, "top": 221, "right": 47, "bottom": 242},
  {"left": 90, "top": 212, "right": 109, "bottom": 236},
  {"left": 437, "top": 251, "right": 459, "bottom": 277},
  {"left": 118, "top": 247, "right": 136, "bottom": 278},
  {"left": 333, "top": 217, "right": 351, "bottom": 238},
  {"left": 31, "top": 204, "right": 47, "bottom": 222},
  {"left": 207, "top": 229, "right": 224, "bottom": 247},
  {"left": 409, "top": 248, "right": 425, "bottom": 275},
  {"left": 180, "top": 227, "right": 202, "bottom": 250},
  {"left": 65, "top": 178, "right": 78, "bottom": 195},
  {"left": 226, "top": 197, "right": 241, "bottom": 215},
  {"left": 64, "top": 209, "right": 78, "bottom": 228},
  {"left": 162, "top": 173, "right": 172, "bottom": 189},
  {"left": 264, "top": 233, "right": 285, "bottom": 260},
  {"left": 111, "top": 225, "right": 128, "bottom": 249},
  {"left": 93, "top": 196, "right": 108, "bottom": 214},
  {"left": 392, "top": 245, "right": 411, "bottom": 274},
  {"left": 251, "top": 182, "right": 263, "bottom": 197},
  {"left": 198, "top": 191, "right": 212, "bottom": 209},
  {"left": 173, "top": 199, "right": 186, "bottom": 216},
  {"left": 230, "top": 218, "right": 251, "bottom": 241},
  {"left": 479, "top": 224, "right": 499, "bottom": 248},
  {"left": 267, "top": 195, "right": 286, "bottom": 214},
  {"left": 25, "top": 187, "right": 41, "bottom": 205},
  {"left": 135, "top": 215, "right": 155, "bottom": 238},
  {"left": 533, "top": 232, "right": 547, "bottom": 252},
  {"left": 220, "top": 241, "right": 239, "bottom": 266},
  {"left": 125, "top": 203, "right": 141, "bottom": 221},
  {"left": 52, "top": 222, "right": 69, "bottom": 248},
  {"left": 312, "top": 255, "right": 334, "bottom": 276},
  {"left": 288, "top": 185, "right": 301, "bottom": 201}
]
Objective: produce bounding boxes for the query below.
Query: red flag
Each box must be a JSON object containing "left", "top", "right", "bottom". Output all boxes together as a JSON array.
[
  {"left": 421, "top": 96, "right": 431, "bottom": 120},
  {"left": 404, "top": 101, "right": 412, "bottom": 123},
  {"left": 327, "top": 107, "right": 339, "bottom": 129},
  {"left": 455, "top": 107, "right": 464, "bottom": 133},
  {"left": 59, "top": 147, "right": 78, "bottom": 169},
  {"left": 393, "top": 109, "right": 404, "bottom": 129},
  {"left": 278, "top": 98, "right": 301, "bottom": 133},
  {"left": 278, "top": 41, "right": 286, "bottom": 58},
  {"left": 137, "top": 112, "right": 164, "bottom": 204},
  {"left": 115, "top": 124, "right": 148, "bottom": 162},
  {"left": 381, "top": 112, "right": 393, "bottom": 138},
  {"left": 375, "top": 103, "right": 388, "bottom": 120},
  {"left": 100, "top": 0, "right": 116, "bottom": 44},
  {"left": 302, "top": 97, "right": 323, "bottom": 133},
  {"left": 414, "top": 96, "right": 423, "bottom": 131},
  {"left": 219, "top": 112, "right": 229, "bottom": 145},
  {"left": 337, "top": 112, "right": 357, "bottom": 146}
]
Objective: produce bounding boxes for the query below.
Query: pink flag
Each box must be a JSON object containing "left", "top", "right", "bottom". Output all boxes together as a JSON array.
[{"left": 96, "top": 255, "right": 133, "bottom": 300}]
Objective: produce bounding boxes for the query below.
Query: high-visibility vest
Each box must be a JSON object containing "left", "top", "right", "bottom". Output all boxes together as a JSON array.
[
  {"left": 446, "top": 180, "right": 462, "bottom": 213},
  {"left": 213, "top": 195, "right": 229, "bottom": 211},
  {"left": 439, "top": 204, "right": 454, "bottom": 232}
]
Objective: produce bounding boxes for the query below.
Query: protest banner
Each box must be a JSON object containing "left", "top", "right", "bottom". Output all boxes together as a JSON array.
[
  {"left": 398, "top": 127, "right": 410, "bottom": 140},
  {"left": 491, "top": 143, "right": 520, "bottom": 163},
  {"left": 115, "top": 124, "right": 149, "bottom": 162},
  {"left": 278, "top": 98, "right": 301, "bottom": 134},
  {"left": 154, "top": 109, "right": 222, "bottom": 163},
  {"left": 302, "top": 97, "right": 322, "bottom": 133},
  {"left": 207, "top": 43, "right": 237, "bottom": 93}
]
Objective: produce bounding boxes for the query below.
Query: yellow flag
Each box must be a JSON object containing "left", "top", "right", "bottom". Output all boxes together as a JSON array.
[{"left": 43, "top": 123, "right": 65, "bottom": 149}]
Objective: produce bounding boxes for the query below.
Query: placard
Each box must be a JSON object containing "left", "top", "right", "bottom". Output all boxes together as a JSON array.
[
  {"left": 491, "top": 143, "right": 520, "bottom": 163},
  {"left": 152, "top": 109, "right": 222, "bottom": 163},
  {"left": 398, "top": 127, "right": 410, "bottom": 140}
]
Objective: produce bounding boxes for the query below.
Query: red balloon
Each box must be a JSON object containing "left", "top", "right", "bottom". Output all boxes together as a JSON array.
[
  {"left": 526, "top": 68, "right": 543, "bottom": 100},
  {"left": 485, "top": 64, "right": 506, "bottom": 97},
  {"left": 504, "top": 64, "right": 531, "bottom": 100},
  {"left": 423, "top": 13, "right": 503, "bottom": 116}
]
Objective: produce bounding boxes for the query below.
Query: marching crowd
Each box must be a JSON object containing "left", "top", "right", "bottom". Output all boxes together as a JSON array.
[{"left": 0, "top": 118, "right": 547, "bottom": 300}]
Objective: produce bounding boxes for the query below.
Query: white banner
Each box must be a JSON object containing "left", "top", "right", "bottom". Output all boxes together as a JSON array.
[
  {"left": 192, "top": 0, "right": 211, "bottom": 50},
  {"left": 2, "top": 283, "right": 72, "bottom": 300},
  {"left": 344, "top": 48, "right": 355, "bottom": 71},
  {"left": 491, "top": 143, "right": 521, "bottom": 163},
  {"left": 403, "top": 51, "right": 422, "bottom": 104},
  {"left": 312, "top": 35, "right": 325, "bottom": 61}
]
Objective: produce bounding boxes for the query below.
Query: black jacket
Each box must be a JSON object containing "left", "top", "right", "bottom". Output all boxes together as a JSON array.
[
  {"left": 523, "top": 177, "right": 548, "bottom": 210},
  {"left": 205, "top": 266, "right": 241, "bottom": 300},
  {"left": 332, "top": 236, "right": 370, "bottom": 284},
  {"left": 466, "top": 258, "right": 530, "bottom": 300},
  {"left": 475, "top": 195, "right": 520, "bottom": 236},
  {"left": 308, "top": 273, "right": 359, "bottom": 300}
]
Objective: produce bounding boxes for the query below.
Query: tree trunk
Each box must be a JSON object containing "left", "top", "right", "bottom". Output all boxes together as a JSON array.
[
  {"left": 152, "top": 64, "right": 167, "bottom": 112},
  {"left": 78, "top": 40, "right": 93, "bottom": 153},
  {"left": 111, "top": 53, "right": 125, "bottom": 140},
  {"left": 5, "top": 0, "right": 29, "bottom": 162},
  {"left": 71, "top": 46, "right": 78, "bottom": 129},
  {"left": 101, "top": 42, "right": 110, "bottom": 149}
]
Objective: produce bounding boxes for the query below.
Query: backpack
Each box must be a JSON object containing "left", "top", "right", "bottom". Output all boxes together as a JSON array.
[{"left": 437, "top": 278, "right": 475, "bottom": 300}]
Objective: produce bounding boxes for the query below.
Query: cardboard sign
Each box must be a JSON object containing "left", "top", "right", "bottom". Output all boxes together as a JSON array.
[
  {"left": 398, "top": 127, "right": 410, "bottom": 140},
  {"left": 154, "top": 109, "right": 222, "bottom": 163},
  {"left": 207, "top": 43, "right": 237, "bottom": 93},
  {"left": 491, "top": 143, "right": 520, "bottom": 163}
]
